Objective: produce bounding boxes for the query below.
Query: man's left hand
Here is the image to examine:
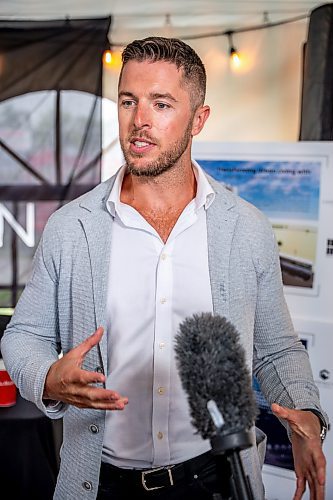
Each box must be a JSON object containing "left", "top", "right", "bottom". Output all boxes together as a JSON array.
[{"left": 271, "top": 403, "right": 326, "bottom": 500}]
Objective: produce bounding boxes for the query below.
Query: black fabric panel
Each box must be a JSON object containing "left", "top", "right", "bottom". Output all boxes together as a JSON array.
[
  {"left": 0, "top": 17, "right": 111, "bottom": 101},
  {"left": 0, "top": 18, "right": 110, "bottom": 307},
  {"left": 299, "top": 4, "right": 333, "bottom": 140}
]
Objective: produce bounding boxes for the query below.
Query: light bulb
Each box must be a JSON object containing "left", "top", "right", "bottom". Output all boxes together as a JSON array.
[
  {"left": 230, "top": 48, "right": 241, "bottom": 69},
  {"left": 102, "top": 50, "right": 123, "bottom": 71},
  {"left": 103, "top": 49, "right": 113, "bottom": 67}
]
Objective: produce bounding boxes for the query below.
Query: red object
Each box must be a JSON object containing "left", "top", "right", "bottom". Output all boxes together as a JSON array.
[{"left": 0, "top": 370, "right": 17, "bottom": 407}]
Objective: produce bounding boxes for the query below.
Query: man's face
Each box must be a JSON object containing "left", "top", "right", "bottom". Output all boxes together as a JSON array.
[{"left": 118, "top": 60, "right": 196, "bottom": 177}]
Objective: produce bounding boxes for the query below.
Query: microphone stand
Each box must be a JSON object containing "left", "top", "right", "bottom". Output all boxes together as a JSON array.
[{"left": 210, "top": 429, "right": 254, "bottom": 500}]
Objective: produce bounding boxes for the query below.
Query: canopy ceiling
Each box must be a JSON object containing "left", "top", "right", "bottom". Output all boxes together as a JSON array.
[{"left": 0, "top": 1, "right": 326, "bottom": 44}]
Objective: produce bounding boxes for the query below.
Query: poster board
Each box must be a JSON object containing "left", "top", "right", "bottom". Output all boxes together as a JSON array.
[
  {"left": 193, "top": 142, "right": 333, "bottom": 309},
  {"left": 193, "top": 141, "right": 333, "bottom": 499}
]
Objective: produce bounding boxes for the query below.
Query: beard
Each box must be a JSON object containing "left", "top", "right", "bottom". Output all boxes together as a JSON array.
[{"left": 121, "top": 120, "right": 193, "bottom": 178}]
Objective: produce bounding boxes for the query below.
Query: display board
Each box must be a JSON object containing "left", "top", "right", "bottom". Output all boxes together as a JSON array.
[{"left": 193, "top": 141, "right": 333, "bottom": 500}]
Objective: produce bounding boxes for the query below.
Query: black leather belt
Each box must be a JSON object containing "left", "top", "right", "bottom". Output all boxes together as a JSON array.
[{"left": 100, "top": 450, "right": 214, "bottom": 491}]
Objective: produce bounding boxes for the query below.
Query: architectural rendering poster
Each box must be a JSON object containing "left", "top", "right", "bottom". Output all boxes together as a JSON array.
[{"left": 193, "top": 142, "right": 328, "bottom": 294}]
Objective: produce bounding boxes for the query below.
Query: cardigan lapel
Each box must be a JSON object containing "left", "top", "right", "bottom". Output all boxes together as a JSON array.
[
  {"left": 206, "top": 177, "right": 239, "bottom": 319},
  {"left": 77, "top": 177, "right": 115, "bottom": 368}
]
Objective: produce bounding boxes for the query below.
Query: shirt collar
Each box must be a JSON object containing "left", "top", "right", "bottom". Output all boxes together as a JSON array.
[
  {"left": 107, "top": 160, "right": 215, "bottom": 216},
  {"left": 191, "top": 159, "right": 215, "bottom": 210},
  {"left": 107, "top": 165, "right": 127, "bottom": 217}
]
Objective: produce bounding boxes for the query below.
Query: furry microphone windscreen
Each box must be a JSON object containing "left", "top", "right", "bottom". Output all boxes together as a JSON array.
[{"left": 174, "top": 312, "right": 258, "bottom": 440}]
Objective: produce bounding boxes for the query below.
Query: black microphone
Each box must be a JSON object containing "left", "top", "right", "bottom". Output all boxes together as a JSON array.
[{"left": 174, "top": 312, "right": 258, "bottom": 500}]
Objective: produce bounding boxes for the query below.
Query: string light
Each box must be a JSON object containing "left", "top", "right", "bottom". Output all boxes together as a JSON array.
[
  {"left": 103, "top": 48, "right": 122, "bottom": 70},
  {"left": 110, "top": 13, "right": 309, "bottom": 48},
  {"left": 106, "top": 12, "right": 309, "bottom": 73},
  {"left": 227, "top": 32, "right": 241, "bottom": 70},
  {"left": 103, "top": 49, "right": 113, "bottom": 67},
  {"left": 230, "top": 47, "right": 241, "bottom": 68}
]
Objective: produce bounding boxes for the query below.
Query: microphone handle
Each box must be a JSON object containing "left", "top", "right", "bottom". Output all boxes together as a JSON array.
[
  {"left": 227, "top": 450, "right": 254, "bottom": 500},
  {"left": 211, "top": 430, "right": 255, "bottom": 500}
]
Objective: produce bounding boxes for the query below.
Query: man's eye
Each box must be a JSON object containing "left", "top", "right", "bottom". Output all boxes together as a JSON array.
[
  {"left": 156, "top": 102, "right": 170, "bottom": 110},
  {"left": 122, "top": 100, "right": 135, "bottom": 108}
]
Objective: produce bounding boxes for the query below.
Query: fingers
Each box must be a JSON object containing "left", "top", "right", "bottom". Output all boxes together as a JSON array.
[
  {"left": 291, "top": 426, "right": 326, "bottom": 500},
  {"left": 271, "top": 403, "right": 295, "bottom": 422},
  {"left": 306, "top": 469, "right": 325, "bottom": 500},
  {"left": 313, "top": 481, "right": 325, "bottom": 500},
  {"left": 312, "top": 446, "right": 326, "bottom": 486},
  {"left": 66, "top": 327, "right": 105, "bottom": 374},
  {"left": 45, "top": 327, "right": 130, "bottom": 411},
  {"left": 294, "top": 446, "right": 326, "bottom": 500},
  {"left": 74, "top": 326, "right": 105, "bottom": 359},
  {"left": 293, "top": 465, "right": 323, "bottom": 500},
  {"left": 65, "top": 386, "right": 129, "bottom": 410},
  {"left": 86, "top": 387, "right": 129, "bottom": 409},
  {"left": 272, "top": 405, "right": 323, "bottom": 442},
  {"left": 271, "top": 402, "right": 283, "bottom": 414},
  {"left": 294, "top": 474, "right": 325, "bottom": 500},
  {"left": 271, "top": 403, "right": 299, "bottom": 433},
  {"left": 307, "top": 452, "right": 326, "bottom": 500},
  {"left": 273, "top": 404, "right": 327, "bottom": 500},
  {"left": 77, "top": 366, "right": 106, "bottom": 385},
  {"left": 293, "top": 476, "right": 306, "bottom": 500}
]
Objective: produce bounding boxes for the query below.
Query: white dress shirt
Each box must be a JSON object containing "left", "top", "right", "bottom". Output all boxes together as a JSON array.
[{"left": 102, "top": 161, "right": 215, "bottom": 468}]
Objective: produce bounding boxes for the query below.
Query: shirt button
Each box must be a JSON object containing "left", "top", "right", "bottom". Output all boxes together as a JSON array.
[
  {"left": 158, "top": 387, "right": 165, "bottom": 395},
  {"left": 161, "top": 253, "right": 167, "bottom": 260},
  {"left": 160, "top": 298, "right": 167, "bottom": 304},
  {"left": 159, "top": 342, "right": 165, "bottom": 349},
  {"left": 157, "top": 432, "right": 164, "bottom": 440}
]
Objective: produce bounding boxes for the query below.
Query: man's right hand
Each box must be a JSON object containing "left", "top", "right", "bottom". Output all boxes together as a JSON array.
[{"left": 43, "top": 327, "right": 128, "bottom": 410}]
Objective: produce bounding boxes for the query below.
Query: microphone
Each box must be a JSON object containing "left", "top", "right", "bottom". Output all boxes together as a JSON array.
[{"left": 174, "top": 312, "right": 258, "bottom": 500}]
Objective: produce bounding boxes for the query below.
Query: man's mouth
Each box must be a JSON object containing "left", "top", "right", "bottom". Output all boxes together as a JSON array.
[
  {"left": 133, "top": 140, "right": 152, "bottom": 148},
  {"left": 129, "top": 137, "right": 156, "bottom": 154}
]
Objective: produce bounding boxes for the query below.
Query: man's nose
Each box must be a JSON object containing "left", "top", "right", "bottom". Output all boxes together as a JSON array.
[{"left": 133, "top": 103, "right": 151, "bottom": 129}]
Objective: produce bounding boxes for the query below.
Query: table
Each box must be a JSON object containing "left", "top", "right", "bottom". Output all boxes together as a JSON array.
[{"left": 0, "top": 392, "right": 60, "bottom": 500}]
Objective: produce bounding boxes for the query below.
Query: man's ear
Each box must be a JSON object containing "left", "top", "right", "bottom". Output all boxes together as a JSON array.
[{"left": 191, "top": 105, "right": 210, "bottom": 137}]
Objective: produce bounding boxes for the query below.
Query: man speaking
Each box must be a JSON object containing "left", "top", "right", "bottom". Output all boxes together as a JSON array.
[{"left": 1, "top": 36, "right": 328, "bottom": 500}]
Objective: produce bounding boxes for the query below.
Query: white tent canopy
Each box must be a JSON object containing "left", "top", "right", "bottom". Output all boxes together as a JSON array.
[{"left": 0, "top": 0, "right": 324, "bottom": 43}]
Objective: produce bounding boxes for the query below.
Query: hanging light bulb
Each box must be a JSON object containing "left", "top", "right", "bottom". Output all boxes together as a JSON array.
[
  {"left": 230, "top": 47, "right": 241, "bottom": 68},
  {"left": 103, "top": 49, "right": 113, "bottom": 67},
  {"left": 102, "top": 47, "right": 123, "bottom": 71},
  {"left": 227, "top": 31, "right": 242, "bottom": 70}
]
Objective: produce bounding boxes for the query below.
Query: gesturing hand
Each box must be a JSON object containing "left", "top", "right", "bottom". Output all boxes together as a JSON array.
[
  {"left": 43, "top": 327, "right": 128, "bottom": 410},
  {"left": 271, "top": 403, "right": 326, "bottom": 500}
]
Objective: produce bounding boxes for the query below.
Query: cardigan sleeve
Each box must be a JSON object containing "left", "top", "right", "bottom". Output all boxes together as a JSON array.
[
  {"left": 1, "top": 218, "right": 67, "bottom": 418},
  {"left": 251, "top": 217, "right": 329, "bottom": 431}
]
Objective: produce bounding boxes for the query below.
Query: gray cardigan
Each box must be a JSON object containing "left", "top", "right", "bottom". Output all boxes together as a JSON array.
[{"left": 1, "top": 173, "right": 327, "bottom": 500}]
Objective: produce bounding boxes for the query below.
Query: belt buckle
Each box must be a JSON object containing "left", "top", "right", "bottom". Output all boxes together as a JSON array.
[{"left": 141, "top": 466, "right": 174, "bottom": 491}]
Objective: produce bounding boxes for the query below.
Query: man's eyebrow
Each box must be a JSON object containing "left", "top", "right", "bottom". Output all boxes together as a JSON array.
[
  {"left": 150, "top": 92, "right": 178, "bottom": 103},
  {"left": 118, "top": 91, "right": 178, "bottom": 103},
  {"left": 118, "top": 91, "right": 137, "bottom": 100}
]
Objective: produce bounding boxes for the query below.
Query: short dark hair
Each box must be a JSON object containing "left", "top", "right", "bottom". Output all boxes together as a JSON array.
[{"left": 120, "top": 36, "right": 206, "bottom": 108}]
